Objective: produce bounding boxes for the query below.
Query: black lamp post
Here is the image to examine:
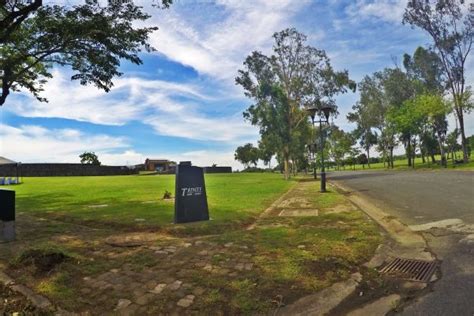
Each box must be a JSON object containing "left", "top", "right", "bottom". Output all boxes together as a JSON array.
[{"left": 306, "top": 102, "right": 334, "bottom": 192}]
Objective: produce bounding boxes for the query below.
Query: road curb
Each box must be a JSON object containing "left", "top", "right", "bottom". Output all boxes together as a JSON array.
[
  {"left": 275, "top": 273, "right": 363, "bottom": 316},
  {"left": 329, "top": 181, "right": 434, "bottom": 261}
]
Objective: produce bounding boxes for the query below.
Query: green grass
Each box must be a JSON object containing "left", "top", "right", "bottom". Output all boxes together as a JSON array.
[
  {"left": 332, "top": 152, "right": 474, "bottom": 172},
  {"left": 2, "top": 175, "right": 383, "bottom": 313},
  {"left": 191, "top": 188, "right": 382, "bottom": 313},
  {"left": 11, "top": 173, "right": 295, "bottom": 233}
]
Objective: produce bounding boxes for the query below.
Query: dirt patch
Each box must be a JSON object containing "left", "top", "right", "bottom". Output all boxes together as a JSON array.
[
  {"left": 325, "top": 204, "right": 356, "bottom": 214},
  {"left": 277, "top": 197, "right": 313, "bottom": 208},
  {"left": 306, "top": 257, "right": 354, "bottom": 274},
  {"left": 105, "top": 232, "right": 171, "bottom": 247},
  {"left": 16, "top": 249, "right": 69, "bottom": 275}
]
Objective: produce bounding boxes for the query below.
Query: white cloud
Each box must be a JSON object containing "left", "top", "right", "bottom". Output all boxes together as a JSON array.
[
  {"left": 8, "top": 70, "right": 257, "bottom": 143},
  {"left": 0, "top": 123, "right": 247, "bottom": 168},
  {"left": 148, "top": 0, "right": 311, "bottom": 79},
  {"left": 0, "top": 124, "right": 130, "bottom": 163},
  {"left": 345, "top": 0, "right": 408, "bottom": 24},
  {"left": 10, "top": 70, "right": 211, "bottom": 126},
  {"left": 145, "top": 113, "right": 257, "bottom": 143}
]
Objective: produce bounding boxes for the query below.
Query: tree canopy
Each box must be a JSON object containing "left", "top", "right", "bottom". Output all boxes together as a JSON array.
[
  {"left": 0, "top": 0, "right": 172, "bottom": 106},
  {"left": 79, "top": 151, "right": 101, "bottom": 165},
  {"left": 404, "top": 0, "right": 473, "bottom": 162},
  {"left": 234, "top": 143, "right": 259, "bottom": 169},
  {"left": 236, "top": 28, "right": 355, "bottom": 179}
]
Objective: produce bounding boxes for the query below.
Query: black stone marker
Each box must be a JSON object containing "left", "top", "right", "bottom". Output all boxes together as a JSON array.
[
  {"left": 174, "top": 162, "right": 209, "bottom": 223},
  {"left": 0, "top": 189, "right": 15, "bottom": 242},
  {"left": 0, "top": 190, "right": 15, "bottom": 222}
]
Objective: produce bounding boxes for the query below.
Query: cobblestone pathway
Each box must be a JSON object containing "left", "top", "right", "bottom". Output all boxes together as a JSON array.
[{"left": 78, "top": 239, "right": 257, "bottom": 315}]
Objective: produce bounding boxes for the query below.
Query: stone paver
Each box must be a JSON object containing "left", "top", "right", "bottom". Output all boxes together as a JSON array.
[
  {"left": 69, "top": 237, "right": 260, "bottom": 314},
  {"left": 149, "top": 283, "right": 167, "bottom": 294},
  {"left": 167, "top": 280, "right": 182, "bottom": 291},
  {"left": 177, "top": 295, "right": 195, "bottom": 308},
  {"left": 115, "top": 299, "right": 132, "bottom": 311}
]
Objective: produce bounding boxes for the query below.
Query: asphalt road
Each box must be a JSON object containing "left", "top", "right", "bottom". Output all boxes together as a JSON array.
[{"left": 330, "top": 170, "right": 474, "bottom": 316}]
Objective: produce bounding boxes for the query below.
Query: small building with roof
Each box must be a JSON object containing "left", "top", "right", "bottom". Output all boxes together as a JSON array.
[{"left": 144, "top": 159, "right": 176, "bottom": 173}]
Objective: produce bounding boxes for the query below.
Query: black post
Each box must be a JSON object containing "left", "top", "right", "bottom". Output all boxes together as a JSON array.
[
  {"left": 0, "top": 189, "right": 15, "bottom": 242},
  {"left": 320, "top": 119, "right": 326, "bottom": 193},
  {"left": 311, "top": 117, "right": 318, "bottom": 180}
]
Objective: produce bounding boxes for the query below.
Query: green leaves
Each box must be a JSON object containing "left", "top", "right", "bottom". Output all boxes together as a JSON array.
[
  {"left": 0, "top": 1, "right": 171, "bottom": 106},
  {"left": 234, "top": 143, "right": 260, "bottom": 168},
  {"left": 79, "top": 151, "right": 101, "bottom": 165},
  {"left": 235, "top": 28, "right": 353, "bottom": 178}
]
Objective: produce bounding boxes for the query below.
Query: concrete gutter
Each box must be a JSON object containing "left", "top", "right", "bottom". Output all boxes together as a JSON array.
[
  {"left": 276, "top": 273, "right": 363, "bottom": 316},
  {"left": 329, "top": 181, "right": 434, "bottom": 262}
]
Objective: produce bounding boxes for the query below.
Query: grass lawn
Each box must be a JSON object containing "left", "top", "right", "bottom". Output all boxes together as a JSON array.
[
  {"left": 12, "top": 173, "right": 295, "bottom": 235},
  {"left": 0, "top": 174, "right": 383, "bottom": 314},
  {"left": 331, "top": 153, "right": 474, "bottom": 172}
]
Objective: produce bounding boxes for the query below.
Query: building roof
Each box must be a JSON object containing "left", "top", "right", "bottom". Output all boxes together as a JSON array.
[
  {"left": 145, "top": 159, "right": 175, "bottom": 164},
  {"left": 0, "top": 156, "right": 17, "bottom": 165}
]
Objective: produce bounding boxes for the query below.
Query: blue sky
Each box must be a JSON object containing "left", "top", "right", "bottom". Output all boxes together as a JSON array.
[{"left": 1, "top": 0, "right": 473, "bottom": 168}]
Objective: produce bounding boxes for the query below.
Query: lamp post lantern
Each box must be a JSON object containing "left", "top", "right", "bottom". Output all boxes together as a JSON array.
[{"left": 306, "top": 102, "right": 334, "bottom": 192}]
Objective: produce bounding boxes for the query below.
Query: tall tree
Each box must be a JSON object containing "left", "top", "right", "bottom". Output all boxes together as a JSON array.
[
  {"left": 327, "top": 125, "right": 353, "bottom": 170},
  {"left": 79, "top": 151, "right": 101, "bottom": 165},
  {"left": 236, "top": 28, "right": 355, "bottom": 179},
  {"left": 257, "top": 139, "right": 274, "bottom": 168},
  {"left": 409, "top": 94, "right": 451, "bottom": 167},
  {"left": 234, "top": 143, "right": 259, "bottom": 169},
  {"left": 383, "top": 68, "right": 418, "bottom": 166},
  {"left": 404, "top": 46, "right": 448, "bottom": 165},
  {"left": 387, "top": 96, "right": 425, "bottom": 168},
  {"left": 446, "top": 128, "right": 461, "bottom": 161},
  {"left": 357, "top": 71, "right": 393, "bottom": 167},
  {"left": 0, "top": 0, "right": 172, "bottom": 106},
  {"left": 403, "top": 46, "right": 445, "bottom": 94},
  {"left": 347, "top": 102, "right": 378, "bottom": 168},
  {"left": 404, "top": 0, "right": 473, "bottom": 162}
]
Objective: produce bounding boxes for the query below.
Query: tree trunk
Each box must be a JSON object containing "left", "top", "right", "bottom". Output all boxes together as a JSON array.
[
  {"left": 406, "top": 139, "right": 412, "bottom": 167},
  {"left": 436, "top": 131, "right": 447, "bottom": 168},
  {"left": 431, "top": 154, "right": 436, "bottom": 163},
  {"left": 283, "top": 146, "right": 290, "bottom": 180},
  {"left": 390, "top": 147, "right": 394, "bottom": 169},
  {"left": 456, "top": 107, "right": 469, "bottom": 163},
  {"left": 366, "top": 148, "right": 371, "bottom": 168}
]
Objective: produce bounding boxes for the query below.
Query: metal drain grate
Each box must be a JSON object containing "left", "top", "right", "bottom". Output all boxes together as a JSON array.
[{"left": 379, "top": 258, "right": 437, "bottom": 282}]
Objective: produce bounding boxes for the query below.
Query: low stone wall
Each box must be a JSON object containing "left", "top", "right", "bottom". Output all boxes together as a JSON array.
[
  {"left": 203, "top": 166, "right": 232, "bottom": 174},
  {"left": 0, "top": 163, "right": 138, "bottom": 177}
]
